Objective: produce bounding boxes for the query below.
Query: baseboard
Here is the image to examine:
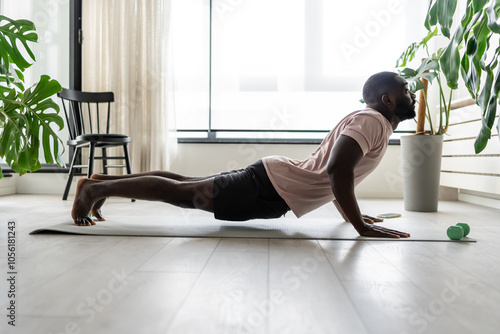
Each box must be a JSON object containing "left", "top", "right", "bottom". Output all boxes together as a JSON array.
[
  {"left": 0, "top": 186, "right": 16, "bottom": 196},
  {"left": 355, "top": 191, "right": 403, "bottom": 199},
  {"left": 0, "top": 173, "right": 17, "bottom": 196},
  {"left": 458, "top": 192, "right": 500, "bottom": 210}
]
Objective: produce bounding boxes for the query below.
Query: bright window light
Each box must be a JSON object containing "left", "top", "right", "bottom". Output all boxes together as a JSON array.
[{"left": 162, "top": 1, "right": 428, "bottom": 138}]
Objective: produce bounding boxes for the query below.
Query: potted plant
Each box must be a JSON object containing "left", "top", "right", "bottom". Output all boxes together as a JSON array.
[
  {"left": 0, "top": 15, "right": 64, "bottom": 178},
  {"left": 396, "top": 34, "right": 449, "bottom": 212},
  {"left": 395, "top": 0, "right": 500, "bottom": 211},
  {"left": 425, "top": 0, "right": 500, "bottom": 153}
]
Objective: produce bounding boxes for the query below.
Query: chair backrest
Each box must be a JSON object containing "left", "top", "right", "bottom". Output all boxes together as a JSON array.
[{"left": 58, "top": 88, "right": 115, "bottom": 140}]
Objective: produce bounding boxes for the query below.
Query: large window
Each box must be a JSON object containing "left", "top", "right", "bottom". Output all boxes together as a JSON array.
[
  {"left": 170, "top": 0, "right": 210, "bottom": 134},
  {"left": 173, "top": 0, "right": 428, "bottom": 141},
  {"left": 0, "top": 0, "right": 70, "bottom": 162}
]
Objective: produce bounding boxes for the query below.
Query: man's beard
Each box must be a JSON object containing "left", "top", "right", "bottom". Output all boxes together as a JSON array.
[{"left": 396, "top": 99, "right": 417, "bottom": 121}]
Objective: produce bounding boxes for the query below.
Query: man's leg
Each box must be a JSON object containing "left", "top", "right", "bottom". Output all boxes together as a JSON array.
[
  {"left": 88, "top": 171, "right": 216, "bottom": 220},
  {"left": 90, "top": 171, "right": 216, "bottom": 182},
  {"left": 72, "top": 176, "right": 215, "bottom": 226}
]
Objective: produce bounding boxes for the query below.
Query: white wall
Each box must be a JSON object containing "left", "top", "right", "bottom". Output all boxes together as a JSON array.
[
  {"left": 0, "top": 174, "right": 17, "bottom": 196},
  {"left": 2, "top": 143, "right": 405, "bottom": 199},
  {"left": 440, "top": 101, "right": 500, "bottom": 209},
  {"left": 2, "top": 0, "right": 71, "bottom": 163},
  {"left": 170, "top": 143, "right": 405, "bottom": 199}
]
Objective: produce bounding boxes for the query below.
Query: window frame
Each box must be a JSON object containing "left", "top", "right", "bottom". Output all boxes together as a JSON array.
[
  {"left": 0, "top": 0, "right": 80, "bottom": 175},
  {"left": 176, "top": 0, "right": 412, "bottom": 144}
]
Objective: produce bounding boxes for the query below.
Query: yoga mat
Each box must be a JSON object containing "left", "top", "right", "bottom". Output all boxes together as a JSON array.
[{"left": 30, "top": 216, "right": 476, "bottom": 242}]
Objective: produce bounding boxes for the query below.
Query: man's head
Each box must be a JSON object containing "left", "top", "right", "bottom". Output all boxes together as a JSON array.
[{"left": 362, "top": 71, "right": 416, "bottom": 123}]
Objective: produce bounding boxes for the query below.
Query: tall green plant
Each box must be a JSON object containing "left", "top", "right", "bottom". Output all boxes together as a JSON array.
[
  {"left": 397, "top": 0, "right": 500, "bottom": 153},
  {"left": 0, "top": 15, "right": 64, "bottom": 178},
  {"left": 396, "top": 28, "right": 453, "bottom": 136}
]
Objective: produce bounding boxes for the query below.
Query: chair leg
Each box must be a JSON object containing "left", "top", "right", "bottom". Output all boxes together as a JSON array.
[
  {"left": 123, "top": 144, "right": 132, "bottom": 175},
  {"left": 123, "top": 143, "right": 135, "bottom": 202},
  {"left": 87, "top": 143, "right": 96, "bottom": 178},
  {"left": 63, "top": 147, "right": 80, "bottom": 200},
  {"left": 102, "top": 147, "right": 108, "bottom": 175}
]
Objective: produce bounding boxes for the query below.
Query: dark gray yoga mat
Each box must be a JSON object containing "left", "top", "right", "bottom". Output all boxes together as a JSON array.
[{"left": 30, "top": 216, "right": 476, "bottom": 242}]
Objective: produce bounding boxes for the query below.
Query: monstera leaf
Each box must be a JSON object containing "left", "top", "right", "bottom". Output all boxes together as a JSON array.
[
  {"left": 0, "top": 76, "right": 64, "bottom": 175},
  {"left": 401, "top": 0, "right": 500, "bottom": 153},
  {"left": 399, "top": 57, "right": 439, "bottom": 93},
  {"left": 424, "top": 0, "right": 458, "bottom": 38},
  {"left": 0, "top": 15, "right": 64, "bottom": 178},
  {"left": 0, "top": 16, "right": 36, "bottom": 70}
]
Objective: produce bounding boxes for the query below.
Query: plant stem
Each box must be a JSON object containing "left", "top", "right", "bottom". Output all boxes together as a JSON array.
[
  {"left": 416, "top": 77, "right": 428, "bottom": 134},
  {"left": 444, "top": 89, "right": 452, "bottom": 134},
  {"left": 436, "top": 74, "right": 448, "bottom": 135},
  {"left": 422, "top": 88, "right": 435, "bottom": 134}
]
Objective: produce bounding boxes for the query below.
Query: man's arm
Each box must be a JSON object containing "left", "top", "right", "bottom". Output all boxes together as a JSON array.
[
  {"left": 332, "top": 199, "right": 350, "bottom": 222},
  {"left": 332, "top": 199, "right": 384, "bottom": 224},
  {"left": 326, "top": 135, "right": 409, "bottom": 238}
]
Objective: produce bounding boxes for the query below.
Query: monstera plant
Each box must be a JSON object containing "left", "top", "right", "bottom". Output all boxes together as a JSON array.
[
  {"left": 396, "top": 0, "right": 500, "bottom": 153},
  {"left": 0, "top": 15, "right": 64, "bottom": 178},
  {"left": 396, "top": 28, "right": 449, "bottom": 136}
]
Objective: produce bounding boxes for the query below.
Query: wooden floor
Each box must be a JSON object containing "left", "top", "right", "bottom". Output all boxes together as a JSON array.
[{"left": 1, "top": 195, "right": 499, "bottom": 334}]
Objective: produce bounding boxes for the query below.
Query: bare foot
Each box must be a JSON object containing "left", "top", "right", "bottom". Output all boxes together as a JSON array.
[
  {"left": 90, "top": 174, "right": 107, "bottom": 221},
  {"left": 71, "top": 178, "right": 98, "bottom": 226}
]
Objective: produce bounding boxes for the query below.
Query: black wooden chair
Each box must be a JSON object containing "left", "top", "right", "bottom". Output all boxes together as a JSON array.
[{"left": 58, "top": 88, "right": 132, "bottom": 200}]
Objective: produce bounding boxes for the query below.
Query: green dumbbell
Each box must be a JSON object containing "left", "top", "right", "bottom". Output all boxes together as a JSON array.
[
  {"left": 447, "top": 223, "right": 470, "bottom": 240},
  {"left": 456, "top": 223, "right": 470, "bottom": 237}
]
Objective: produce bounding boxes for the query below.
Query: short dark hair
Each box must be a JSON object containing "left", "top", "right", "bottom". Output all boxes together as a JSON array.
[{"left": 362, "top": 71, "right": 399, "bottom": 105}]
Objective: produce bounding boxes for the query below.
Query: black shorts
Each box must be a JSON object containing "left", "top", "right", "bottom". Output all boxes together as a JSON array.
[{"left": 213, "top": 160, "right": 290, "bottom": 221}]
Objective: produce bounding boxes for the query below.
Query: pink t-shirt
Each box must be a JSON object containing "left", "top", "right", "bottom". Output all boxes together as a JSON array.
[{"left": 262, "top": 108, "right": 393, "bottom": 218}]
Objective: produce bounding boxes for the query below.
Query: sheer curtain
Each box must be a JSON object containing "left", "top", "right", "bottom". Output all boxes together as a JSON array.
[{"left": 82, "top": 0, "right": 177, "bottom": 173}]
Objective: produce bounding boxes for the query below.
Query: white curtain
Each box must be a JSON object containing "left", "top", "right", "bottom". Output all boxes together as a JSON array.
[{"left": 82, "top": 0, "right": 177, "bottom": 173}]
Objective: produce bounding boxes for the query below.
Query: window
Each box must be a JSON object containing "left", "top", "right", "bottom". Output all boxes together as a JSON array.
[
  {"left": 173, "top": 0, "right": 428, "bottom": 142},
  {"left": 0, "top": 0, "right": 70, "bottom": 163},
  {"left": 170, "top": 0, "right": 210, "bottom": 135}
]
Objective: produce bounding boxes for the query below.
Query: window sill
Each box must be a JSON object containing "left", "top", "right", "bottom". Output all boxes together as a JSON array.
[
  {"left": 176, "top": 129, "right": 411, "bottom": 145},
  {"left": 178, "top": 138, "right": 401, "bottom": 145},
  {"left": 0, "top": 164, "right": 69, "bottom": 176},
  {"left": 178, "top": 138, "right": 323, "bottom": 144}
]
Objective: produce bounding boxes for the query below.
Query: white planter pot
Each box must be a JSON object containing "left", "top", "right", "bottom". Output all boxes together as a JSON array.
[{"left": 401, "top": 135, "right": 443, "bottom": 212}]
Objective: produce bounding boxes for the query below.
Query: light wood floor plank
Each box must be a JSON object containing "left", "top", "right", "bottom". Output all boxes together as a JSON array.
[
  {"left": 1, "top": 195, "right": 500, "bottom": 333},
  {"left": 319, "top": 240, "right": 409, "bottom": 283},
  {"left": 138, "top": 237, "right": 220, "bottom": 273},
  {"left": 166, "top": 251, "right": 269, "bottom": 334},
  {"left": 76, "top": 272, "right": 199, "bottom": 334},
  {"left": 215, "top": 238, "right": 269, "bottom": 253},
  {"left": 369, "top": 241, "right": 500, "bottom": 333},
  {"left": 342, "top": 281, "right": 446, "bottom": 334},
  {"left": 267, "top": 239, "right": 369, "bottom": 334}
]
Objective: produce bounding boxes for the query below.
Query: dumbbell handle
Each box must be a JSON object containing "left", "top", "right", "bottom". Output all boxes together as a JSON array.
[{"left": 456, "top": 223, "right": 470, "bottom": 237}]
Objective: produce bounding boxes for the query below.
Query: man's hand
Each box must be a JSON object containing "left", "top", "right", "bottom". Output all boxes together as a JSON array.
[
  {"left": 362, "top": 215, "right": 383, "bottom": 224},
  {"left": 357, "top": 223, "right": 410, "bottom": 238},
  {"left": 349, "top": 214, "right": 410, "bottom": 238},
  {"left": 327, "top": 136, "right": 409, "bottom": 239},
  {"left": 333, "top": 201, "right": 384, "bottom": 225}
]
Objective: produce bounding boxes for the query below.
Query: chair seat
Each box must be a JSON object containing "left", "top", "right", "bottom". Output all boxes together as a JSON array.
[
  {"left": 74, "top": 134, "right": 132, "bottom": 144},
  {"left": 58, "top": 88, "right": 133, "bottom": 200}
]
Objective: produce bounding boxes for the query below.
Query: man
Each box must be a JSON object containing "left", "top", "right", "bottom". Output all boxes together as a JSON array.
[{"left": 72, "top": 71, "right": 415, "bottom": 238}]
